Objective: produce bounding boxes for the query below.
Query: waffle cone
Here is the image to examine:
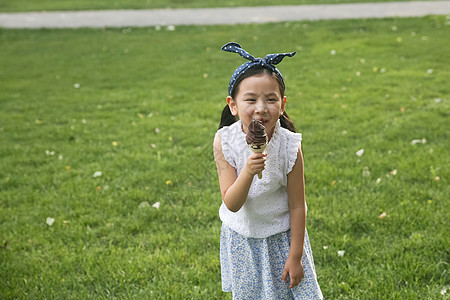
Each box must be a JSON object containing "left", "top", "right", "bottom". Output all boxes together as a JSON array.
[{"left": 249, "top": 144, "right": 267, "bottom": 179}]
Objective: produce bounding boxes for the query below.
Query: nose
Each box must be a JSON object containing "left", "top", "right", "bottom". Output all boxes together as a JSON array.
[{"left": 255, "top": 100, "right": 268, "bottom": 114}]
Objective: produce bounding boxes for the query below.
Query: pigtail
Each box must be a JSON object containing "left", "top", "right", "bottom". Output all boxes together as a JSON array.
[
  {"left": 279, "top": 111, "right": 296, "bottom": 133},
  {"left": 280, "top": 111, "right": 306, "bottom": 184},
  {"left": 219, "top": 105, "right": 238, "bottom": 129}
]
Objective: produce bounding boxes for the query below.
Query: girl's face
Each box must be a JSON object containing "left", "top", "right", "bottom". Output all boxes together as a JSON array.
[{"left": 227, "top": 73, "right": 286, "bottom": 140}]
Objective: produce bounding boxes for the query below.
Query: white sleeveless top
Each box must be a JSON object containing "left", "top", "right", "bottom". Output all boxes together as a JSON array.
[{"left": 216, "top": 120, "right": 302, "bottom": 238}]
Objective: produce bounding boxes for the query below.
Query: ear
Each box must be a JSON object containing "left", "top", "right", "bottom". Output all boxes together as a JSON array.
[
  {"left": 280, "top": 96, "right": 287, "bottom": 115},
  {"left": 227, "top": 96, "right": 238, "bottom": 116}
]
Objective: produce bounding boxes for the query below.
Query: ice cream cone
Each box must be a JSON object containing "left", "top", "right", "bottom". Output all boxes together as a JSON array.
[
  {"left": 246, "top": 119, "right": 268, "bottom": 179},
  {"left": 249, "top": 144, "right": 267, "bottom": 179}
]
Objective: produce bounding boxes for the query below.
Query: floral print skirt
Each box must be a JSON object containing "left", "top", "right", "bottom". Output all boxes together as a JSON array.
[{"left": 220, "top": 225, "right": 323, "bottom": 299}]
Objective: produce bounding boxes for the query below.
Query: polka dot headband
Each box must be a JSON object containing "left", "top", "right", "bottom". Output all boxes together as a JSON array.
[{"left": 221, "top": 42, "right": 296, "bottom": 96}]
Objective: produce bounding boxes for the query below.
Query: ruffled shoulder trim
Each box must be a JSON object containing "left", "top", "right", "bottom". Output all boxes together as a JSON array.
[
  {"left": 286, "top": 130, "right": 302, "bottom": 174},
  {"left": 216, "top": 121, "right": 244, "bottom": 168},
  {"left": 265, "top": 120, "right": 281, "bottom": 152}
]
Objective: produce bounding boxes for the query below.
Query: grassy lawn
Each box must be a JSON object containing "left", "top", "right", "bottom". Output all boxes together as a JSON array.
[
  {"left": 1, "top": 16, "right": 448, "bottom": 299},
  {"left": 0, "top": 0, "right": 439, "bottom": 13}
]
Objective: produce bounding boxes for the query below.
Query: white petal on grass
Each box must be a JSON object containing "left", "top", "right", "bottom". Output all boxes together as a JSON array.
[
  {"left": 355, "top": 149, "right": 364, "bottom": 157},
  {"left": 411, "top": 138, "right": 427, "bottom": 145},
  {"left": 330, "top": 49, "right": 336, "bottom": 55},
  {"left": 323, "top": 245, "right": 329, "bottom": 250},
  {"left": 73, "top": 83, "right": 80, "bottom": 89},
  {"left": 152, "top": 202, "right": 161, "bottom": 209},
  {"left": 376, "top": 178, "right": 382, "bottom": 184},
  {"left": 93, "top": 171, "right": 102, "bottom": 178},
  {"left": 46, "top": 217, "right": 55, "bottom": 226},
  {"left": 441, "top": 285, "right": 449, "bottom": 295},
  {"left": 362, "top": 167, "right": 370, "bottom": 177},
  {"left": 138, "top": 201, "right": 150, "bottom": 208},
  {"left": 167, "top": 25, "right": 176, "bottom": 31},
  {"left": 45, "top": 150, "right": 56, "bottom": 156},
  {"left": 338, "top": 250, "right": 345, "bottom": 257}
]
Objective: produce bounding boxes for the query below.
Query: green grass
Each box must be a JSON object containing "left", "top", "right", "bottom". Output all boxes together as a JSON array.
[
  {"left": 0, "top": 0, "right": 439, "bottom": 13},
  {"left": 1, "top": 16, "right": 449, "bottom": 299}
]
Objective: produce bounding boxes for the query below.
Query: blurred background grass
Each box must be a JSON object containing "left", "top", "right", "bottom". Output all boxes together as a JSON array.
[{"left": 0, "top": 15, "right": 449, "bottom": 299}]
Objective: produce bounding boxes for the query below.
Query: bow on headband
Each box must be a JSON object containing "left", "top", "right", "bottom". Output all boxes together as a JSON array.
[{"left": 221, "top": 42, "right": 296, "bottom": 96}]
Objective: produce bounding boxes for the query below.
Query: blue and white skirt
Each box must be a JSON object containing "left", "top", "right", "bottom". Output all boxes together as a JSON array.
[{"left": 220, "top": 225, "right": 323, "bottom": 299}]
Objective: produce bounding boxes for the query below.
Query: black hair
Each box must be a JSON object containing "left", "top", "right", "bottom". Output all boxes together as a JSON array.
[{"left": 219, "top": 66, "right": 296, "bottom": 132}]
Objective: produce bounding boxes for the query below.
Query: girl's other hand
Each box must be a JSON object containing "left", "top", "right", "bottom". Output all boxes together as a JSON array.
[
  {"left": 244, "top": 152, "right": 267, "bottom": 177},
  {"left": 282, "top": 256, "right": 304, "bottom": 289}
]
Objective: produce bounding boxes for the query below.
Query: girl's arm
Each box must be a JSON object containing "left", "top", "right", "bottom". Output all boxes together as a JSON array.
[
  {"left": 213, "top": 133, "right": 266, "bottom": 212},
  {"left": 282, "top": 144, "right": 306, "bottom": 288}
]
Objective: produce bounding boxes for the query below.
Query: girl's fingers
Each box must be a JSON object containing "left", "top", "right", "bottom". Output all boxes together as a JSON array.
[
  {"left": 250, "top": 153, "right": 267, "bottom": 159},
  {"left": 282, "top": 269, "right": 288, "bottom": 283},
  {"left": 249, "top": 158, "right": 265, "bottom": 171},
  {"left": 246, "top": 153, "right": 267, "bottom": 176},
  {"left": 290, "top": 275, "right": 297, "bottom": 288},
  {"left": 255, "top": 163, "right": 265, "bottom": 173},
  {"left": 289, "top": 273, "right": 304, "bottom": 288}
]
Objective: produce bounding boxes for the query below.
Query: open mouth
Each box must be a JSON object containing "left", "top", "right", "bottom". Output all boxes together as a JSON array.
[{"left": 258, "top": 120, "right": 268, "bottom": 127}]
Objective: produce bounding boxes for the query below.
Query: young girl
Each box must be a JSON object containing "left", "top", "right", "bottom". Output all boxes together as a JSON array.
[{"left": 214, "top": 42, "right": 323, "bottom": 299}]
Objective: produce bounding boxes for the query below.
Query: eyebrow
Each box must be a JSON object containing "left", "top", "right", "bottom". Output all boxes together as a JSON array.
[
  {"left": 241, "top": 91, "right": 280, "bottom": 97},
  {"left": 265, "top": 92, "right": 279, "bottom": 97},
  {"left": 241, "top": 91, "right": 257, "bottom": 97}
]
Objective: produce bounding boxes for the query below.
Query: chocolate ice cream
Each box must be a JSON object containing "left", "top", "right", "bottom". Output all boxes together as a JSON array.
[{"left": 246, "top": 119, "right": 267, "bottom": 149}]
